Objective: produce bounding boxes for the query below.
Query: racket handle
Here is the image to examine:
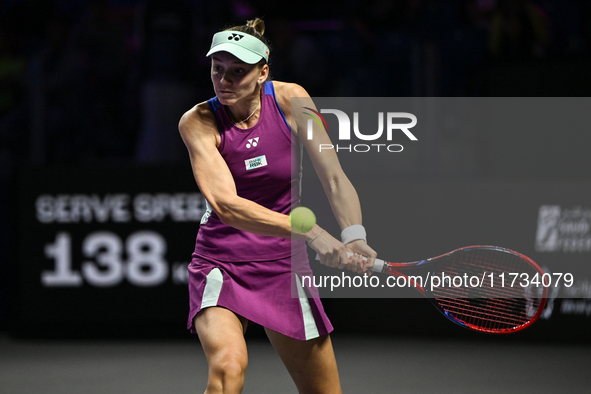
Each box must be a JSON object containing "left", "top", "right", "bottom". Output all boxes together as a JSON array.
[
  {"left": 314, "top": 252, "right": 385, "bottom": 273},
  {"left": 371, "top": 257, "right": 385, "bottom": 273}
]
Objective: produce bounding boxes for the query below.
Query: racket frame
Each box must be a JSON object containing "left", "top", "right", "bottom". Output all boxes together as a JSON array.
[{"left": 371, "top": 245, "right": 548, "bottom": 334}]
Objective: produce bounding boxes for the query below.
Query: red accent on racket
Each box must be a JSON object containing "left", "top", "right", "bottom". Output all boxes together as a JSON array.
[{"left": 368, "top": 245, "right": 548, "bottom": 334}]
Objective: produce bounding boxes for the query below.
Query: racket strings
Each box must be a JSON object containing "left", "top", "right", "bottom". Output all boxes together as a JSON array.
[
  {"left": 430, "top": 248, "right": 545, "bottom": 333},
  {"left": 439, "top": 298, "right": 532, "bottom": 327}
]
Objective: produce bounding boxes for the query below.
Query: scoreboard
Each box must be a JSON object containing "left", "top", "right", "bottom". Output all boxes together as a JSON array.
[{"left": 12, "top": 166, "right": 202, "bottom": 338}]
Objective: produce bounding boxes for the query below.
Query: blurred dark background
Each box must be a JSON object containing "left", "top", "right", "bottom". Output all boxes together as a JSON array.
[{"left": 1, "top": 0, "right": 591, "bottom": 339}]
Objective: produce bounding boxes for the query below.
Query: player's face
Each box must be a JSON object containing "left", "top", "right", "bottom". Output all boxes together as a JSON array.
[{"left": 211, "top": 52, "right": 267, "bottom": 105}]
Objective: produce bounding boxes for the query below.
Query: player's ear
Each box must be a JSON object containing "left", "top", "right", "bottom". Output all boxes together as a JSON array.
[{"left": 258, "top": 63, "right": 269, "bottom": 84}]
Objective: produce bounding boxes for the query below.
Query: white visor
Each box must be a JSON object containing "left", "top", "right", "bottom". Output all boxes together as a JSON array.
[{"left": 206, "top": 30, "right": 269, "bottom": 64}]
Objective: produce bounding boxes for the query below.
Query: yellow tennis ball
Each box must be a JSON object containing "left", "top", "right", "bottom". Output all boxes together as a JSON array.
[{"left": 290, "top": 206, "right": 316, "bottom": 233}]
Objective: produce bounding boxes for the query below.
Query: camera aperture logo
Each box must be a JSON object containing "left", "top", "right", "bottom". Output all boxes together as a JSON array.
[{"left": 303, "top": 107, "right": 417, "bottom": 153}]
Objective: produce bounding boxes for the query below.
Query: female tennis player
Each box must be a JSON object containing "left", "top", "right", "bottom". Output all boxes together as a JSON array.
[{"left": 178, "top": 18, "right": 376, "bottom": 393}]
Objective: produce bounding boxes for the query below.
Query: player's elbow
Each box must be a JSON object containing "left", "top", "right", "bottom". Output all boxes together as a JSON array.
[
  {"left": 216, "top": 209, "right": 236, "bottom": 227},
  {"left": 326, "top": 176, "right": 340, "bottom": 195},
  {"left": 210, "top": 197, "right": 240, "bottom": 227},
  {"left": 324, "top": 173, "right": 349, "bottom": 196}
]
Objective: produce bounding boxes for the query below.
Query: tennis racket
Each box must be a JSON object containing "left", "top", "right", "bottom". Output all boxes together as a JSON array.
[{"left": 322, "top": 245, "right": 548, "bottom": 333}]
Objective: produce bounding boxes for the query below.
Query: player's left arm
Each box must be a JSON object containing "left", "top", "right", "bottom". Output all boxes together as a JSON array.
[{"left": 274, "top": 81, "right": 376, "bottom": 271}]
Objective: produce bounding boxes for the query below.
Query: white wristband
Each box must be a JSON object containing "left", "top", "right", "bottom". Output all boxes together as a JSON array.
[{"left": 341, "top": 224, "right": 366, "bottom": 244}]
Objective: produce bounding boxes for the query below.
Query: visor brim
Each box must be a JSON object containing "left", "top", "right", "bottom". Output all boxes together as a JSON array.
[{"left": 206, "top": 44, "right": 264, "bottom": 64}]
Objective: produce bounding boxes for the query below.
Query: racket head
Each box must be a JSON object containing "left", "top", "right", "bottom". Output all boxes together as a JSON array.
[{"left": 385, "top": 246, "right": 548, "bottom": 334}]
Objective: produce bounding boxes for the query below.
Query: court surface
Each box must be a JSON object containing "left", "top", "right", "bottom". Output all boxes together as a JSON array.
[{"left": 1, "top": 334, "right": 589, "bottom": 393}]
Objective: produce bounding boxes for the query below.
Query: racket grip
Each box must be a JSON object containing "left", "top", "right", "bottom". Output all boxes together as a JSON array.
[{"left": 314, "top": 252, "right": 385, "bottom": 273}]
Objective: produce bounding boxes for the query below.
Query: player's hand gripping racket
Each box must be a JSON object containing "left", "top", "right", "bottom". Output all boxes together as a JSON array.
[{"left": 325, "top": 246, "right": 548, "bottom": 333}]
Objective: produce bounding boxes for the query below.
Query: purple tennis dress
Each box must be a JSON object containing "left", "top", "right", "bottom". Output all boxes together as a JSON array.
[{"left": 187, "top": 81, "right": 333, "bottom": 340}]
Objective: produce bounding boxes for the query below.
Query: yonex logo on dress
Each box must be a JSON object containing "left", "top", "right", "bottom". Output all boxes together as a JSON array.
[
  {"left": 228, "top": 33, "right": 244, "bottom": 41},
  {"left": 246, "top": 137, "right": 259, "bottom": 148}
]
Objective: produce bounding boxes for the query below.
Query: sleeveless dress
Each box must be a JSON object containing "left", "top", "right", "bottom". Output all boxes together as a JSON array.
[{"left": 187, "top": 81, "right": 333, "bottom": 340}]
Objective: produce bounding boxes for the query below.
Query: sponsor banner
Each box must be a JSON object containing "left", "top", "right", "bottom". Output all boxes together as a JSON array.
[{"left": 536, "top": 205, "right": 591, "bottom": 253}]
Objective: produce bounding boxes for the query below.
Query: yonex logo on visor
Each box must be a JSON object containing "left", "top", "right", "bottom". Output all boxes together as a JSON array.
[
  {"left": 229, "top": 33, "right": 244, "bottom": 41},
  {"left": 207, "top": 30, "right": 270, "bottom": 64}
]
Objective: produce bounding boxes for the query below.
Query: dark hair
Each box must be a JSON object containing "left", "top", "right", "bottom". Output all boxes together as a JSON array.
[{"left": 224, "top": 18, "right": 272, "bottom": 64}]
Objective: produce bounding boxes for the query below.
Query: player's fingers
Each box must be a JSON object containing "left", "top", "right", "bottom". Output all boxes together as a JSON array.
[
  {"left": 323, "top": 254, "right": 335, "bottom": 268},
  {"left": 337, "top": 253, "right": 347, "bottom": 269},
  {"left": 361, "top": 257, "right": 374, "bottom": 274},
  {"left": 329, "top": 252, "right": 341, "bottom": 268},
  {"left": 340, "top": 251, "right": 348, "bottom": 268},
  {"left": 349, "top": 253, "right": 360, "bottom": 272},
  {"left": 358, "top": 258, "right": 370, "bottom": 274},
  {"left": 343, "top": 250, "right": 359, "bottom": 269},
  {"left": 346, "top": 253, "right": 361, "bottom": 272}
]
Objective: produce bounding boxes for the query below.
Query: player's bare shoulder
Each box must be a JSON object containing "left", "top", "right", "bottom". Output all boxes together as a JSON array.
[
  {"left": 178, "top": 102, "right": 219, "bottom": 149},
  {"left": 178, "top": 102, "right": 216, "bottom": 135},
  {"left": 272, "top": 81, "right": 310, "bottom": 136},
  {"left": 273, "top": 81, "right": 309, "bottom": 111}
]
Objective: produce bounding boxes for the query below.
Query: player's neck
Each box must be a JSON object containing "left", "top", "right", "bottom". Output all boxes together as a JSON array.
[{"left": 226, "top": 94, "right": 261, "bottom": 127}]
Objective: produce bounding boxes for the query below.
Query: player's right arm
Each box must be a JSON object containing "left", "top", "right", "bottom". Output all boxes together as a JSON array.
[{"left": 178, "top": 103, "right": 293, "bottom": 239}]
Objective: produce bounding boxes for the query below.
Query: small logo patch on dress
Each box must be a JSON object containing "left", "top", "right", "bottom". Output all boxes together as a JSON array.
[
  {"left": 245, "top": 155, "right": 267, "bottom": 170},
  {"left": 246, "top": 137, "right": 259, "bottom": 149}
]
